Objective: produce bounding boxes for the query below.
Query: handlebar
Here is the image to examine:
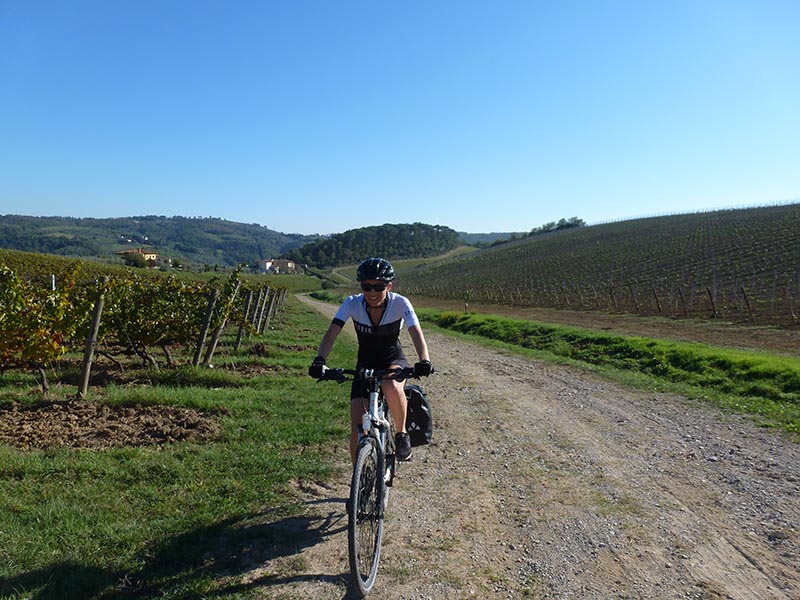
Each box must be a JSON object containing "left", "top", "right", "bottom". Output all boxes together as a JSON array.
[{"left": 316, "top": 365, "right": 417, "bottom": 383}]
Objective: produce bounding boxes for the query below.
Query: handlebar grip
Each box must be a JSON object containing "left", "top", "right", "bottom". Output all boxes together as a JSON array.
[
  {"left": 322, "top": 367, "right": 345, "bottom": 382},
  {"left": 391, "top": 366, "right": 416, "bottom": 382}
]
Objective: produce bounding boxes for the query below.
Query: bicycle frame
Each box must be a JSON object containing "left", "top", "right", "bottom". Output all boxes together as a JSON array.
[
  {"left": 358, "top": 370, "right": 391, "bottom": 458},
  {"left": 321, "top": 365, "right": 413, "bottom": 445}
]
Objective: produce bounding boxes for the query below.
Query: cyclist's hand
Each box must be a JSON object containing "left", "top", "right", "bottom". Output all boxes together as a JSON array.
[
  {"left": 413, "top": 360, "right": 433, "bottom": 377},
  {"left": 308, "top": 356, "right": 327, "bottom": 379}
]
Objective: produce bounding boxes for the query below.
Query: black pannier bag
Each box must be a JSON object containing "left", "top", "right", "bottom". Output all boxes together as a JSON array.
[{"left": 404, "top": 384, "right": 433, "bottom": 446}]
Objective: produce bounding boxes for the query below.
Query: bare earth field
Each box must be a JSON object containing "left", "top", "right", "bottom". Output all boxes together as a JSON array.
[{"left": 255, "top": 296, "right": 800, "bottom": 599}]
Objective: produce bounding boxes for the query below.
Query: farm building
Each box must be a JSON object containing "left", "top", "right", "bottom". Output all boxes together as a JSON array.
[
  {"left": 255, "top": 258, "right": 297, "bottom": 274},
  {"left": 114, "top": 247, "right": 160, "bottom": 267}
]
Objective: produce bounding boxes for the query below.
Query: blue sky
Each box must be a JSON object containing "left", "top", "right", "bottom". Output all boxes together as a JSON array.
[{"left": 1, "top": 1, "right": 798, "bottom": 235}]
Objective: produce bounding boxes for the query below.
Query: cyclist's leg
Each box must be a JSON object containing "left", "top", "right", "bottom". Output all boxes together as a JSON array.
[
  {"left": 382, "top": 364, "right": 413, "bottom": 461},
  {"left": 381, "top": 366, "right": 407, "bottom": 435}
]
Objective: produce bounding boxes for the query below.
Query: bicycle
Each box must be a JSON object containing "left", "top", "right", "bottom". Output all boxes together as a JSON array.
[{"left": 316, "top": 365, "right": 416, "bottom": 598}]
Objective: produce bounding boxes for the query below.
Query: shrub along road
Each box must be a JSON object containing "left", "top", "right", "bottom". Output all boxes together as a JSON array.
[{"left": 255, "top": 296, "right": 800, "bottom": 599}]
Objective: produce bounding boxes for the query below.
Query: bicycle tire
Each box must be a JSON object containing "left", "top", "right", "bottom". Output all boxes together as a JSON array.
[
  {"left": 385, "top": 406, "right": 397, "bottom": 488},
  {"left": 348, "top": 438, "right": 384, "bottom": 597}
]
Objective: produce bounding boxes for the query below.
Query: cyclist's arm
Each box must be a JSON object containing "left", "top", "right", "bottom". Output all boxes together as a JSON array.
[
  {"left": 315, "top": 321, "right": 343, "bottom": 360},
  {"left": 408, "top": 324, "right": 430, "bottom": 362}
]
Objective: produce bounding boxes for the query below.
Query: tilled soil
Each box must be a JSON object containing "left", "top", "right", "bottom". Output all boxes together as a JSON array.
[
  {"left": 0, "top": 399, "right": 222, "bottom": 450},
  {"left": 255, "top": 296, "right": 800, "bottom": 599}
]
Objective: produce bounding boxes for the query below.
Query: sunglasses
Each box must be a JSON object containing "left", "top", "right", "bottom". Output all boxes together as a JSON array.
[{"left": 361, "top": 282, "right": 388, "bottom": 292}]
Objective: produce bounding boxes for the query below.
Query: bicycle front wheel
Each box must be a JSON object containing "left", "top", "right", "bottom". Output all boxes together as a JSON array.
[{"left": 348, "top": 439, "right": 384, "bottom": 597}]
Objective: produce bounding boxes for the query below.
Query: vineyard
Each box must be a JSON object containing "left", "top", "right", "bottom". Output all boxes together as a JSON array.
[
  {"left": 0, "top": 262, "right": 354, "bottom": 598},
  {"left": 0, "top": 250, "right": 290, "bottom": 395},
  {"left": 399, "top": 203, "right": 800, "bottom": 326}
]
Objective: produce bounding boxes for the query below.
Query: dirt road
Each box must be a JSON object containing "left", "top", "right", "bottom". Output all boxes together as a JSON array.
[{"left": 247, "top": 296, "right": 800, "bottom": 599}]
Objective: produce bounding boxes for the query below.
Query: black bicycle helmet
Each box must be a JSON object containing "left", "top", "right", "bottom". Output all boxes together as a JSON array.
[{"left": 356, "top": 257, "right": 395, "bottom": 281}]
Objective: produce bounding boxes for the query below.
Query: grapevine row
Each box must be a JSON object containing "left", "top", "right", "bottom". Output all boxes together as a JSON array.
[
  {"left": 399, "top": 204, "right": 800, "bottom": 326},
  {"left": 0, "top": 264, "right": 286, "bottom": 394}
]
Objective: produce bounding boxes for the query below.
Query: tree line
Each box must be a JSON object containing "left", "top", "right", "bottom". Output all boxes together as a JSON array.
[
  {"left": 286, "top": 222, "right": 461, "bottom": 267},
  {"left": 481, "top": 217, "right": 586, "bottom": 247}
]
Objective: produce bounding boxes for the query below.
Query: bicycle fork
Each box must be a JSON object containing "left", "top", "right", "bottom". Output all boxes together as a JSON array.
[{"left": 359, "top": 387, "right": 396, "bottom": 513}]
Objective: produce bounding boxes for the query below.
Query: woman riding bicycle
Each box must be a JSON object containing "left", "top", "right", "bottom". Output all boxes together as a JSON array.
[{"left": 309, "top": 257, "right": 432, "bottom": 463}]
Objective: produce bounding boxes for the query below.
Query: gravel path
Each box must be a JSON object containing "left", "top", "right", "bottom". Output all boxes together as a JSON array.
[{"left": 245, "top": 296, "right": 800, "bottom": 599}]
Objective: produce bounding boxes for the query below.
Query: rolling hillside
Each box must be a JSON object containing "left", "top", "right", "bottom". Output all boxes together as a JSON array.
[
  {"left": 0, "top": 215, "right": 495, "bottom": 270},
  {"left": 0, "top": 215, "right": 315, "bottom": 268},
  {"left": 398, "top": 203, "right": 800, "bottom": 326},
  {"left": 5, "top": 205, "right": 800, "bottom": 326}
]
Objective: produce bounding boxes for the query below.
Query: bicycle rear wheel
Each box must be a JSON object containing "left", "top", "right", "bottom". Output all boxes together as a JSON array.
[{"left": 348, "top": 438, "right": 384, "bottom": 597}]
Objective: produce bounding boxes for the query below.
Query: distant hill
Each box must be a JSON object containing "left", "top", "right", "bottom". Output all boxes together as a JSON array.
[
  {"left": 0, "top": 215, "right": 316, "bottom": 268},
  {"left": 287, "top": 222, "right": 462, "bottom": 267},
  {"left": 458, "top": 217, "right": 585, "bottom": 246},
  {"left": 458, "top": 232, "right": 525, "bottom": 245}
]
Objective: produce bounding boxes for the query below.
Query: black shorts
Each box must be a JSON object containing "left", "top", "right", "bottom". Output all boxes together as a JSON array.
[{"left": 350, "top": 345, "right": 409, "bottom": 400}]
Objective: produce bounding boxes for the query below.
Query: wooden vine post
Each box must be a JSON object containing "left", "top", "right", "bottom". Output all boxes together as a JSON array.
[
  {"left": 652, "top": 285, "right": 663, "bottom": 313},
  {"left": 250, "top": 287, "right": 264, "bottom": 326},
  {"left": 203, "top": 280, "right": 241, "bottom": 366},
  {"left": 677, "top": 287, "right": 689, "bottom": 317},
  {"left": 193, "top": 288, "right": 219, "bottom": 367},
  {"left": 261, "top": 287, "right": 283, "bottom": 333},
  {"left": 256, "top": 285, "right": 271, "bottom": 332},
  {"left": 706, "top": 287, "right": 719, "bottom": 318},
  {"left": 37, "top": 367, "right": 49, "bottom": 399},
  {"left": 629, "top": 284, "right": 640, "bottom": 312},
  {"left": 234, "top": 288, "right": 254, "bottom": 351},
  {"left": 740, "top": 286, "right": 755, "bottom": 323},
  {"left": 786, "top": 287, "right": 798, "bottom": 324},
  {"left": 77, "top": 278, "right": 107, "bottom": 399},
  {"left": 592, "top": 284, "right": 601, "bottom": 309},
  {"left": 260, "top": 290, "right": 278, "bottom": 333}
]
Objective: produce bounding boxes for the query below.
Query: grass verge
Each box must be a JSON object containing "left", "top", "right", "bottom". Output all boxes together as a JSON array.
[
  {"left": 419, "top": 309, "right": 800, "bottom": 437},
  {"left": 0, "top": 298, "right": 356, "bottom": 600}
]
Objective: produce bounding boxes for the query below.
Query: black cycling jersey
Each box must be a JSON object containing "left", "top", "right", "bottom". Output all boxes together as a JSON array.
[{"left": 332, "top": 291, "right": 419, "bottom": 372}]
